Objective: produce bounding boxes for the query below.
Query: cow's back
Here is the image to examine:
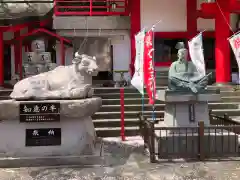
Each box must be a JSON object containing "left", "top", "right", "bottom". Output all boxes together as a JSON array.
[{"left": 46, "top": 65, "right": 76, "bottom": 90}]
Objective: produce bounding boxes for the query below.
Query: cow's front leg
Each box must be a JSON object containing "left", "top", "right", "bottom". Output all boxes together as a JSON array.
[{"left": 69, "top": 84, "right": 92, "bottom": 99}]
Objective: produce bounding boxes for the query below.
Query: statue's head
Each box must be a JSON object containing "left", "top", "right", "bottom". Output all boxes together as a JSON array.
[
  {"left": 177, "top": 48, "right": 188, "bottom": 62},
  {"left": 175, "top": 42, "right": 188, "bottom": 62},
  {"left": 72, "top": 52, "right": 99, "bottom": 76}
]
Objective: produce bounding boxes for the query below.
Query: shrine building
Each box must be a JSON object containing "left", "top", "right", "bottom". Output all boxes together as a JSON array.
[{"left": 0, "top": 0, "right": 240, "bottom": 86}]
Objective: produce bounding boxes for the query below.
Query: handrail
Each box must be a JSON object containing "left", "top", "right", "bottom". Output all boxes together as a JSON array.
[
  {"left": 54, "top": 0, "right": 129, "bottom": 16},
  {"left": 209, "top": 110, "right": 240, "bottom": 125}
]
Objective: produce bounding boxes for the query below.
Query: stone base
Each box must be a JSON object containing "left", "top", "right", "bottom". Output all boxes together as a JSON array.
[
  {"left": 164, "top": 102, "right": 210, "bottom": 127},
  {"left": 156, "top": 131, "right": 239, "bottom": 159},
  {"left": 0, "top": 117, "right": 96, "bottom": 157},
  {"left": 156, "top": 90, "right": 221, "bottom": 127},
  {"left": 0, "top": 98, "right": 102, "bottom": 161}
]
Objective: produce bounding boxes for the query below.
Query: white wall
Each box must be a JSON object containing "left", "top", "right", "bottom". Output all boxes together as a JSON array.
[
  {"left": 111, "top": 35, "right": 131, "bottom": 81},
  {"left": 140, "top": 0, "right": 187, "bottom": 31},
  {"left": 55, "top": 42, "right": 73, "bottom": 66},
  {"left": 141, "top": 0, "right": 238, "bottom": 32}
]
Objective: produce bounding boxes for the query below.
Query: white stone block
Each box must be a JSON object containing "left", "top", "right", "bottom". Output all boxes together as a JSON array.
[{"left": 31, "top": 39, "right": 45, "bottom": 52}]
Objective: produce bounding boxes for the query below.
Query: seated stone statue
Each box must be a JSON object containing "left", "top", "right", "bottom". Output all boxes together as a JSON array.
[
  {"left": 10, "top": 52, "right": 99, "bottom": 100},
  {"left": 168, "top": 42, "right": 210, "bottom": 94}
]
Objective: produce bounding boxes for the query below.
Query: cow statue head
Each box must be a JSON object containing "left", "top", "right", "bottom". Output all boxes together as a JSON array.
[{"left": 72, "top": 52, "right": 99, "bottom": 76}]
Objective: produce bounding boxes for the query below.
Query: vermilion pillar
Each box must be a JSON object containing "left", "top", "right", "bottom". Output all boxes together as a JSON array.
[
  {"left": 14, "top": 31, "right": 20, "bottom": 73},
  {"left": 187, "top": 0, "right": 197, "bottom": 39},
  {"left": 200, "top": 0, "right": 231, "bottom": 84},
  {"left": 60, "top": 40, "right": 65, "bottom": 65},
  {"left": 129, "top": 0, "right": 141, "bottom": 77},
  {"left": 27, "top": 26, "right": 33, "bottom": 51},
  {"left": 19, "top": 40, "right": 23, "bottom": 79},
  {"left": 0, "top": 31, "right": 4, "bottom": 86},
  {"left": 215, "top": 0, "right": 231, "bottom": 83}
]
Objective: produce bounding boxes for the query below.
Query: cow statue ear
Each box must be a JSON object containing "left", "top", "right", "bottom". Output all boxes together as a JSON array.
[{"left": 75, "top": 52, "right": 81, "bottom": 58}]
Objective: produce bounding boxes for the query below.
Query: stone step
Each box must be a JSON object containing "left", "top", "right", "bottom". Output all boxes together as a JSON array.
[
  {"left": 0, "top": 90, "right": 12, "bottom": 97},
  {"left": 93, "top": 118, "right": 163, "bottom": 127},
  {"left": 94, "top": 86, "right": 232, "bottom": 95},
  {"left": 93, "top": 110, "right": 163, "bottom": 119},
  {"left": 95, "top": 126, "right": 139, "bottom": 137},
  {"left": 220, "top": 91, "right": 240, "bottom": 96},
  {"left": 221, "top": 96, "right": 240, "bottom": 102},
  {"left": 95, "top": 91, "right": 240, "bottom": 99},
  {"left": 93, "top": 109, "right": 240, "bottom": 119},
  {"left": 98, "top": 102, "right": 240, "bottom": 112},
  {"left": 155, "top": 79, "right": 168, "bottom": 86},
  {"left": 93, "top": 109, "right": 240, "bottom": 120},
  {"left": 101, "top": 98, "right": 235, "bottom": 105},
  {"left": 93, "top": 87, "right": 167, "bottom": 94}
]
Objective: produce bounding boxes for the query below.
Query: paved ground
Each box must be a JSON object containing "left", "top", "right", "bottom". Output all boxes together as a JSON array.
[{"left": 0, "top": 137, "right": 240, "bottom": 180}]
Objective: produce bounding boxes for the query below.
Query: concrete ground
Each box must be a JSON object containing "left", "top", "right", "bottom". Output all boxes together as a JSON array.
[{"left": 0, "top": 136, "right": 240, "bottom": 180}]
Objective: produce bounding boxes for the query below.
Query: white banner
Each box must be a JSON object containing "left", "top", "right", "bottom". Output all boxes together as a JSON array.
[
  {"left": 188, "top": 32, "right": 206, "bottom": 77},
  {"left": 228, "top": 32, "right": 240, "bottom": 84},
  {"left": 131, "top": 30, "right": 145, "bottom": 95}
]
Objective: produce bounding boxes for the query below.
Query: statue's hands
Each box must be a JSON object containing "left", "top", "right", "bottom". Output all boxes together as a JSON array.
[
  {"left": 189, "top": 81, "right": 198, "bottom": 93},
  {"left": 188, "top": 81, "right": 194, "bottom": 88}
]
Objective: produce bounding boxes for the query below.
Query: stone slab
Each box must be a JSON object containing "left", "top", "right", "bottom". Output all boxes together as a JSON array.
[
  {"left": 156, "top": 89, "right": 221, "bottom": 103},
  {"left": 0, "top": 98, "right": 102, "bottom": 120},
  {"left": 163, "top": 102, "right": 210, "bottom": 127},
  {"left": 0, "top": 155, "right": 106, "bottom": 168}
]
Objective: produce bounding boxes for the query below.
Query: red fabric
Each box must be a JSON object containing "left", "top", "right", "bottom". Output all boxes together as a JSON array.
[{"left": 143, "top": 30, "right": 156, "bottom": 105}]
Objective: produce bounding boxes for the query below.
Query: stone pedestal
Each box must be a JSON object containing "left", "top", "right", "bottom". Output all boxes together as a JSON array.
[
  {"left": 156, "top": 89, "right": 221, "bottom": 127},
  {"left": 155, "top": 89, "right": 239, "bottom": 157},
  {"left": 0, "top": 97, "right": 102, "bottom": 167}
]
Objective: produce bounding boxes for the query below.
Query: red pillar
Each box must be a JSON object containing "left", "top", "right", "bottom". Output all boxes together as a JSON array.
[
  {"left": 129, "top": 0, "right": 141, "bottom": 77},
  {"left": 215, "top": 0, "right": 231, "bottom": 84},
  {"left": 187, "top": 0, "right": 197, "bottom": 39},
  {"left": 0, "top": 31, "right": 4, "bottom": 86},
  {"left": 60, "top": 40, "right": 65, "bottom": 65},
  {"left": 27, "top": 27, "right": 33, "bottom": 51},
  {"left": 14, "top": 31, "right": 20, "bottom": 73},
  {"left": 19, "top": 40, "right": 23, "bottom": 79}
]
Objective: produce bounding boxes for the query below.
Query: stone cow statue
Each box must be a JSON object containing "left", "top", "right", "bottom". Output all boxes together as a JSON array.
[{"left": 10, "top": 52, "right": 99, "bottom": 100}]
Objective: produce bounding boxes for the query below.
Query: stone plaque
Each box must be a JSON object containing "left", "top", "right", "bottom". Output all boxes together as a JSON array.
[
  {"left": 25, "top": 52, "right": 34, "bottom": 63},
  {"left": 31, "top": 39, "right": 45, "bottom": 52},
  {"left": 189, "top": 104, "right": 195, "bottom": 122},
  {"left": 20, "top": 102, "right": 60, "bottom": 122},
  {"left": 39, "top": 52, "right": 51, "bottom": 63},
  {"left": 26, "top": 128, "right": 61, "bottom": 146}
]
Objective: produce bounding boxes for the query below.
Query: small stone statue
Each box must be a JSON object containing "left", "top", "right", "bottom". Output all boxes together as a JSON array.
[
  {"left": 168, "top": 42, "right": 210, "bottom": 93},
  {"left": 10, "top": 52, "right": 99, "bottom": 100}
]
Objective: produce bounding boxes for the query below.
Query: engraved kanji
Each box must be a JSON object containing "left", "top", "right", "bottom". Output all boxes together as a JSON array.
[
  {"left": 33, "top": 105, "right": 40, "bottom": 113},
  {"left": 48, "top": 130, "right": 55, "bottom": 135},
  {"left": 49, "top": 104, "right": 56, "bottom": 112},
  {"left": 32, "top": 130, "right": 39, "bottom": 136},
  {"left": 23, "top": 105, "right": 31, "bottom": 113}
]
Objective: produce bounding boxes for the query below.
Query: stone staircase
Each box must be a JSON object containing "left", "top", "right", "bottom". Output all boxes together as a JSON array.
[{"left": 93, "top": 86, "right": 240, "bottom": 137}]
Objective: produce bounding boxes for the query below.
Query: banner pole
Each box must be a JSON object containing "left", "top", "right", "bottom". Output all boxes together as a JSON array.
[
  {"left": 151, "top": 26, "right": 156, "bottom": 121},
  {"left": 142, "top": 31, "right": 145, "bottom": 115}
]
